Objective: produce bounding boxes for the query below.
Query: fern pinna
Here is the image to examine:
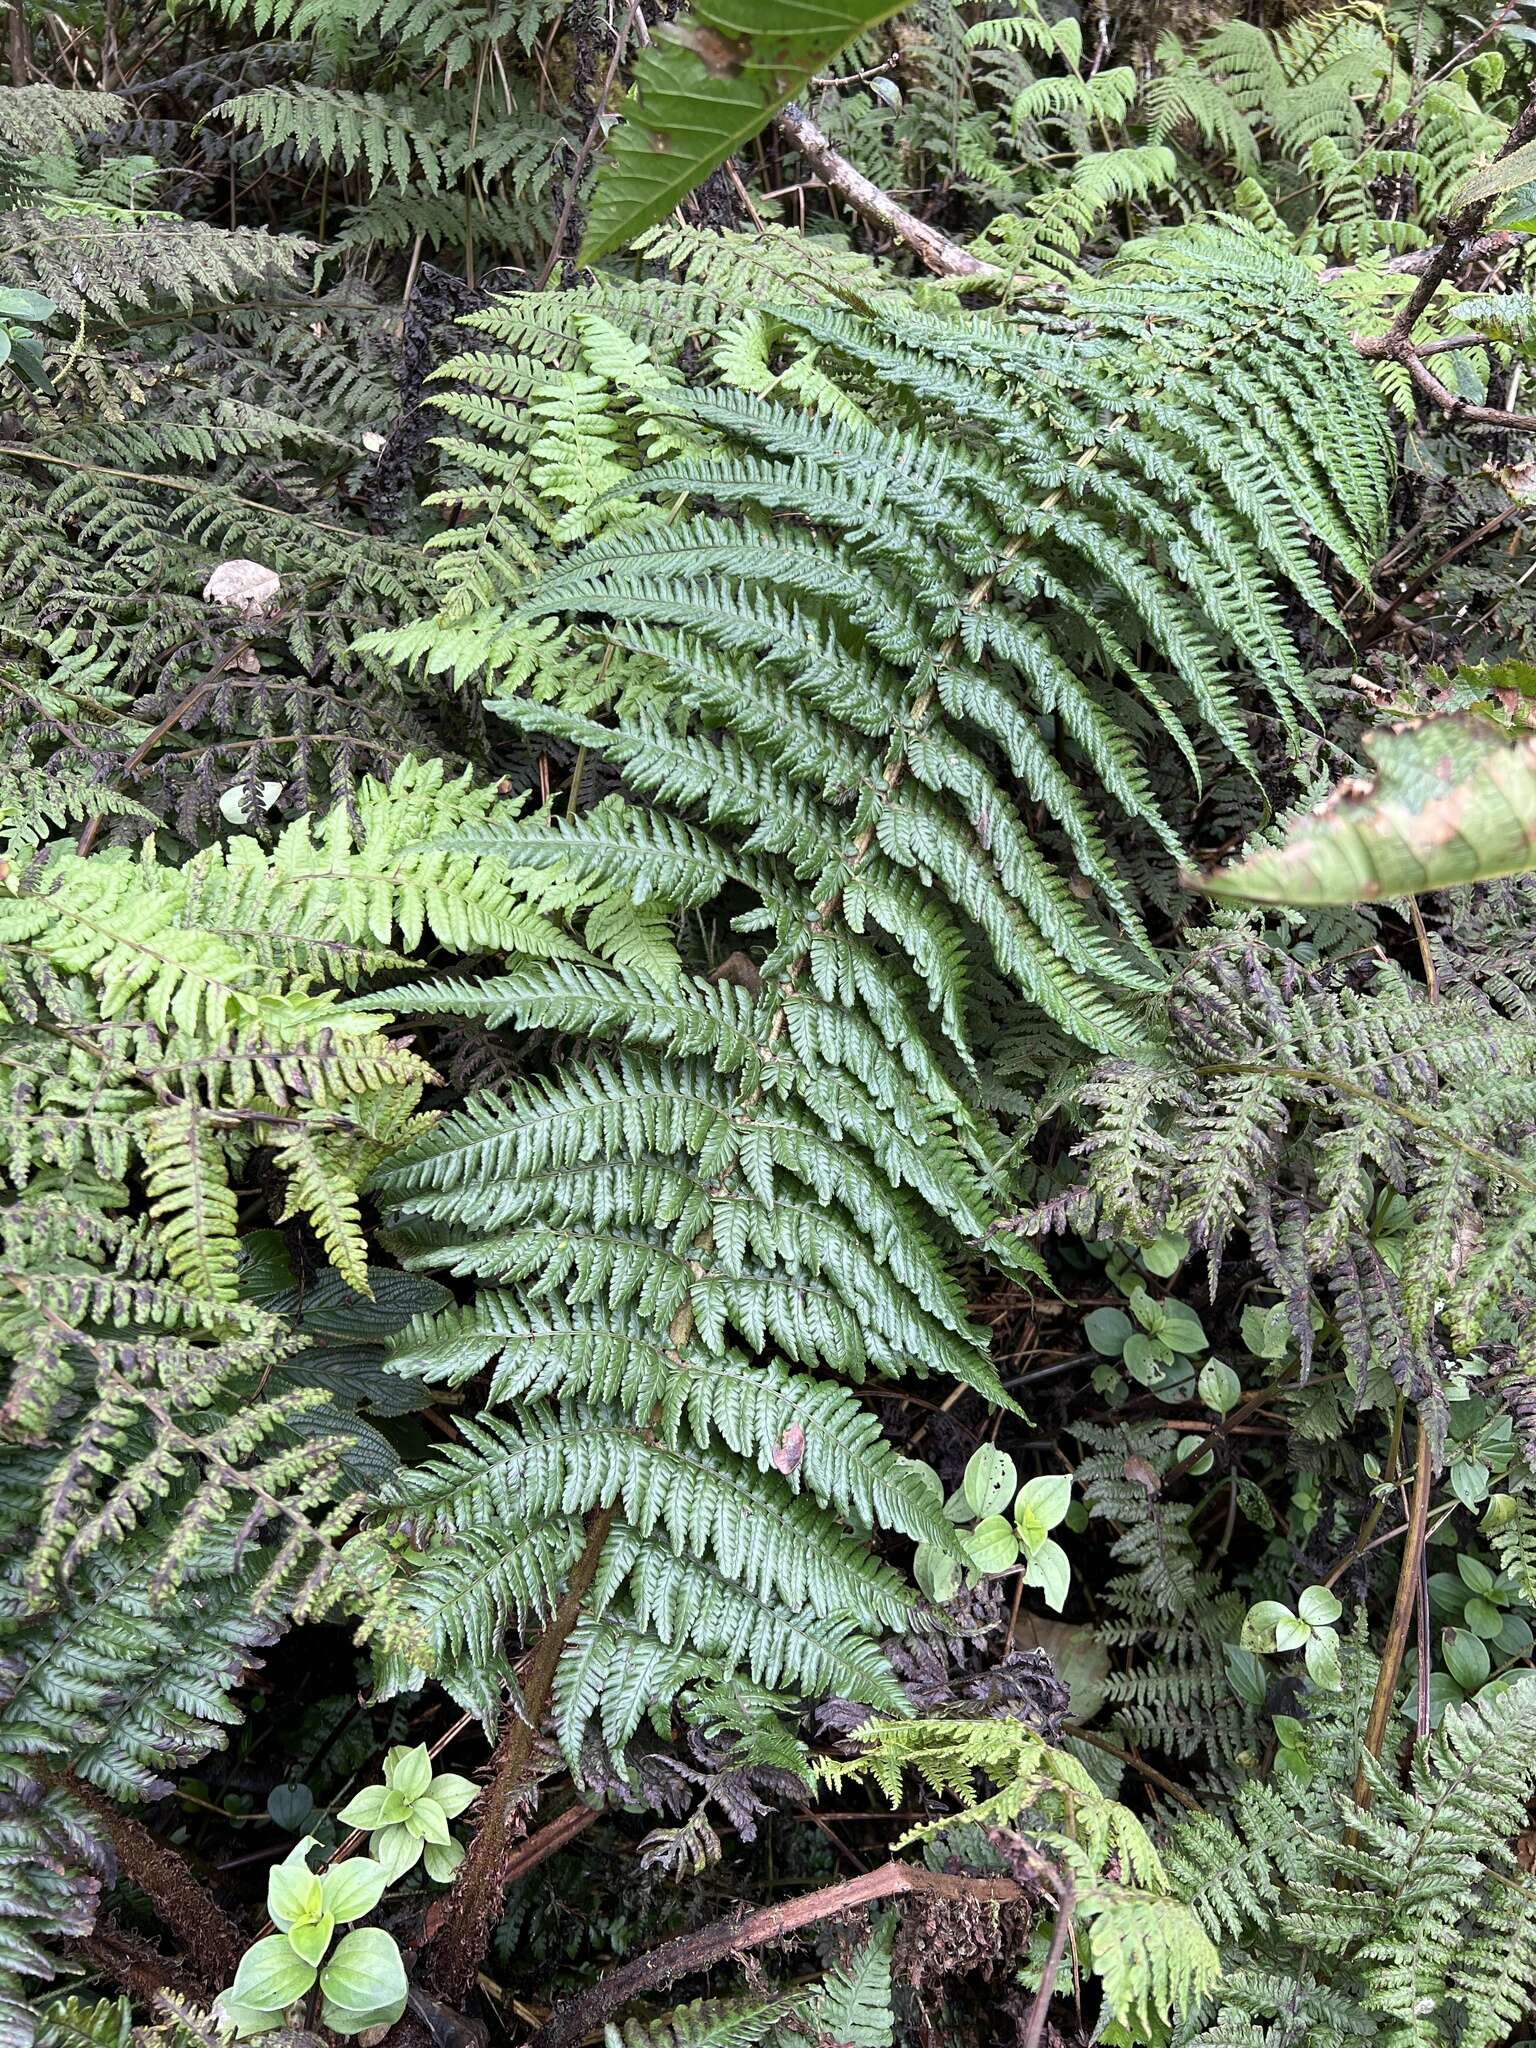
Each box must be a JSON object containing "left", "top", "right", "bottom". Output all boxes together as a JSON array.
[{"left": 361, "top": 226, "right": 1392, "bottom": 1767}]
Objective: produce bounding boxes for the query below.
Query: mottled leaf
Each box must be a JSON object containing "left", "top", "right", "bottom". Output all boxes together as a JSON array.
[
  {"left": 1192, "top": 716, "right": 1536, "bottom": 905},
  {"left": 581, "top": 0, "right": 914, "bottom": 262}
]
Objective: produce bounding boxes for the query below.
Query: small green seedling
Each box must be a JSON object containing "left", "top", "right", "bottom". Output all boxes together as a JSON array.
[
  {"left": 217, "top": 1838, "right": 405, "bottom": 2038},
  {"left": 914, "top": 1446, "right": 1075, "bottom": 1613},
  {"left": 1240, "top": 1584, "right": 1343, "bottom": 1691},
  {"left": 0, "top": 286, "right": 57, "bottom": 393},
  {"left": 1084, "top": 1287, "right": 1209, "bottom": 1402},
  {"left": 337, "top": 1742, "right": 477, "bottom": 1883}
]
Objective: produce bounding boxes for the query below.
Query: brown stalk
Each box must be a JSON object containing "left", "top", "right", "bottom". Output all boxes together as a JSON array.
[
  {"left": 1353, "top": 1416, "right": 1433, "bottom": 1810},
  {"left": 70, "top": 1781, "right": 245, "bottom": 1988},
  {"left": 419, "top": 1502, "right": 617, "bottom": 2006},
  {"left": 525, "top": 1861, "right": 1025, "bottom": 2048},
  {"left": 1350, "top": 89, "right": 1536, "bottom": 431},
  {"left": 774, "top": 102, "right": 1000, "bottom": 279}
]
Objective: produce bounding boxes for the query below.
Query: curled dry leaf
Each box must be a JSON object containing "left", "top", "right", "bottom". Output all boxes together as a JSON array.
[{"left": 203, "top": 558, "right": 282, "bottom": 619}]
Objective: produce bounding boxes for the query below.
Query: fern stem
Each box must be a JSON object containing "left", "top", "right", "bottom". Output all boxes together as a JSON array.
[
  {"left": 1196, "top": 1061, "right": 1536, "bottom": 1197},
  {"left": 1354, "top": 1416, "right": 1432, "bottom": 1807},
  {"left": 421, "top": 1501, "right": 617, "bottom": 2005},
  {"left": 0, "top": 444, "right": 367, "bottom": 540}
]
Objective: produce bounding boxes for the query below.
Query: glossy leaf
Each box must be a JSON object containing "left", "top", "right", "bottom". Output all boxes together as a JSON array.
[
  {"left": 319, "top": 1928, "right": 407, "bottom": 2015},
  {"left": 1193, "top": 716, "right": 1536, "bottom": 905},
  {"left": 580, "top": 0, "right": 915, "bottom": 262},
  {"left": 962, "top": 1444, "right": 1017, "bottom": 1518},
  {"left": 320, "top": 1857, "right": 389, "bottom": 1925},
  {"left": 231, "top": 1935, "right": 316, "bottom": 2014}
]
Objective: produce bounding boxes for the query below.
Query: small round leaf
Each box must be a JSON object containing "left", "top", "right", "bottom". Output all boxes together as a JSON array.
[
  {"left": 231, "top": 1934, "right": 317, "bottom": 2014},
  {"left": 320, "top": 1929, "right": 407, "bottom": 2016},
  {"left": 1297, "top": 1584, "right": 1342, "bottom": 1628}
]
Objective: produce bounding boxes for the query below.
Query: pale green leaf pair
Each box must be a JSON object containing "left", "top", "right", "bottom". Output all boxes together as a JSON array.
[
  {"left": 337, "top": 1743, "right": 477, "bottom": 1884},
  {"left": 219, "top": 1839, "right": 406, "bottom": 2039},
  {"left": 1240, "top": 1585, "right": 1344, "bottom": 1690}
]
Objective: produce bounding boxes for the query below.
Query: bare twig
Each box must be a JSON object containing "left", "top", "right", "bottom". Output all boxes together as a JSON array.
[
  {"left": 536, "top": 0, "right": 645, "bottom": 286},
  {"left": 774, "top": 101, "right": 999, "bottom": 278},
  {"left": 420, "top": 1504, "right": 617, "bottom": 2005},
  {"left": 1347, "top": 91, "right": 1536, "bottom": 427},
  {"left": 1270, "top": 234, "right": 1533, "bottom": 287},
  {"left": 1354, "top": 1418, "right": 1433, "bottom": 1809},
  {"left": 1018, "top": 1863, "right": 1075, "bottom": 2048},
  {"left": 526, "top": 1862, "right": 1025, "bottom": 2048}
]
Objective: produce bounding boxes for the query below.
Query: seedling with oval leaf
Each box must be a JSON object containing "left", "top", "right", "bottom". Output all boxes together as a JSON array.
[
  {"left": 914, "top": 1445, "right": 1076, "bottom": 1614},
  {"left": 1240, "top": 1585, "right": 1344, "bottom": 1691},
  {"left": 1084, "top": 1287, "right": 1209, "bottom": 1404},
  {"left": 336, "top": 1742, "right": 477, "bottom": 1883},
  {"left": 216, "top": 1838, "right": 405, "bottom": 2038}
]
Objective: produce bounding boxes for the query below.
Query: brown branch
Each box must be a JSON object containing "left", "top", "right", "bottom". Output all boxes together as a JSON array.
[
  {"left": 419, "top": 1801, "right": 597, "bottom": 1949},
  {"left": 1346, "top": 93, "right": 1536, "bottom": 427},
  {"left": 1354, "top": 1417, "right": 1433, "bottom": 1811},
  {"left": 70, "top": 1782, "right": 245, "bottom": 1988},
  {"left": 1320, "top": 229, "right": 1527, "bottom": 281},
  {"left": 774, "top": 101, "right": 999, "bottom": 279},
  {"left": 67, "top": 1923, "right": 213, "bottom": 2007},
  {"left": 526, "top": 1861, "right": 1026, "bottom": 2048},
  {"left": 420, "top": 1504, "right": 617, "bottom": 2006}
]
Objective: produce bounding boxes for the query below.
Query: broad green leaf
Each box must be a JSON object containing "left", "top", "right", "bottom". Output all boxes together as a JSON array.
[
  {"left": 423, "top": 1836, "right": 466, "bottom": 1884},
  {"left": 1024, "top": 1536, "right": 1070, "bottom": 1612},
  {"left": 1274, "top": 1613, "right": 1311, "bottom": 1652},
  {"left": 1224, "top": 1642, "right": 1269, "bottom": 1706},
  {"left": 1297, "top": 1584, "right": 1342, "bottom": 1628},
  {"left": 320, "top": 1857, "right": 389, "bottom": 1925},
  {"left": 913, "top": 1539, "right": 963, "bottom": 1605},
  {"left": 384, "top": 1743, "right": 433, "bottom": 1800},
  {"left": 1014, "top": 1474, "right": 1072, "bottom": 1533},
  {"left": 1199, "top": 1360, "right": 1241, "bottom": 1416},
  {"left": 1140, "top": 1230, "right": 1189, "bottom": 1277},
  {"left": 963, "top": 1513, "right": 1019, "bottom": 1574},
  {"left": 1452, "top": 1458, "right": 1491, "bottom": 1511},
  {"left": 1467, "top": 1595, "right": 1506, "bottom": 1639},
  {"left": 267, "top": 1840, "right": 322, "bottom": 1929},
  {"left": 335, "top": 1784, "right": 393, "bottom": 1829},
  {"left": 1084, "top": 1306, "right": 1133, "bottom": 1355},
  {"left": 231, "top": 1934, "right": 317, "bottom": 2014},
  {"left": 405, "top": 1794, "right": 450, "bottom": 1846},
  {"left": 1158, "top": 1301, "right": 1208, "bottom": 1355},
  {"left": 1122, "top": 1333, "right": 1170, "bottom": 1385},
  {"left": 323, "top": 1995, "right": 409, "bottom": 2037},
  {"left": 427, "top": 1772, "right": 478, "bottom": 1821},
  {"left": 369, "top": 1823, "right": 421, "bottom": 1883},
  {"left": 1457, "top": 1554, "right": 1497, "bottom": 1595},
  {"left": 287, "top": 1913, "right": 334, "bottom": 1968},
  {"left": 1240, "top": 1303, "right": 1291, "bottom": 1359},
  {"left": 1443, "top": 1626, "right": 1492, "bottom": 1692},
  {"left": 1304, "top": 1628, "right": 1342, "bottom": 1691},
  {"left": 580, "top": 0, "right": 916, "bottom": 263},
  {"left": 1240, "top": 1601, "right": 1294, "bottom": 1653},
  {"left": 962, "top": 1443, "right": 1017, "bottom": 1518},
  {"left": 1193, "top": 716, "right": 1536, "bottom": 905},
  {"left": 319, "top": 1929, "right": 407, "bottom": 2016},
  {"left": 216, "top": 1994, "right": 285, "bottom": 2040},
  {"left": 0, "top": 286, "right": 54, "bottom": 322}
]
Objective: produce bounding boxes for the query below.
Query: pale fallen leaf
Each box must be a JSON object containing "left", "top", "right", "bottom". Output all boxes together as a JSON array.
[{"left": 203, "top": 558, "right": 282, "bottom": 619}]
